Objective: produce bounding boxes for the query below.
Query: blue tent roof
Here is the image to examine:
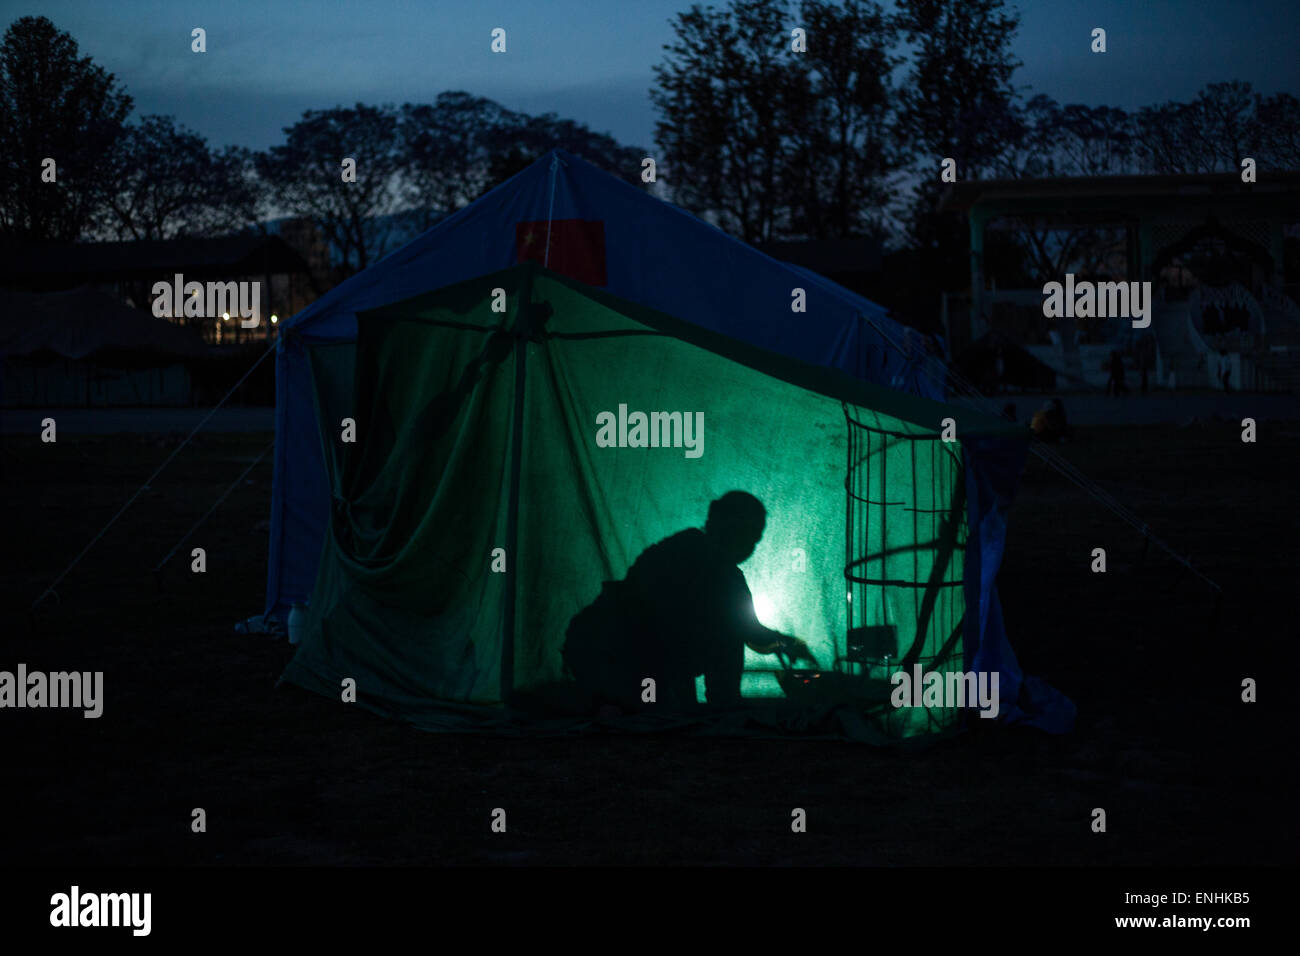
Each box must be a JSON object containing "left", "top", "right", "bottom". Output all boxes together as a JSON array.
[{"left": 283, "top": 150, "right": 941, "bottom": 397}]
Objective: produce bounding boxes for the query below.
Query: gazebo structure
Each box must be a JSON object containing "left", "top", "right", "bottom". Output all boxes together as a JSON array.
[{"left": 942, "top": 171, "right": 1300, "bottom": 391}]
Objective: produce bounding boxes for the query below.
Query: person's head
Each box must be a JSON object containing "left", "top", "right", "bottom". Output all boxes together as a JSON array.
[{"left": 704, "top": 491, "right": 766, "bottom": 564}]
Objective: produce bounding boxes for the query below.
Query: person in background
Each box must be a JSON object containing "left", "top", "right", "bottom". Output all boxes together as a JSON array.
[
  {"left": 1106, "top": 350, "right": 1127, "bottom": 397},
  {"left": 1031, "top": 397, "right": 1071, "bottom": 443}
]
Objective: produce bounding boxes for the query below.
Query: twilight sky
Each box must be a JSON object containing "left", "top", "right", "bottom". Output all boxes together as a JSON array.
[{"left": 4, "top": 0, "right": 1298, "bottom": 153}]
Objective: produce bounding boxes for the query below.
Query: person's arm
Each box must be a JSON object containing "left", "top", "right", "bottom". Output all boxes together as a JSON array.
[
  {"left": 733, "top": 581, "right": 814, "bottom": 660},
  {"left": 731, "top": 577, "right": 780, "bottom": 652},
  {"left": 743, "top": 628, "right": 785, "bottom": 654},
  {"left": 747, "top": 631, "right": 816, "bottom": 663}
]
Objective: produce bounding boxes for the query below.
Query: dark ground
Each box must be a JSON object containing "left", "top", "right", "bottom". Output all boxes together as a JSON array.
[{"left": 2, "top": 419, "right": 1296, "bottom": 866}]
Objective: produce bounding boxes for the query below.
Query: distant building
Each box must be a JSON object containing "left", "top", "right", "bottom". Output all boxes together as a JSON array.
[
  {"left": 0, "top": 286, "right": 206, "bottom": 407},
  {"left": 0, "top": 234, "right": 313, "bottom": 346},
  {"left": 942, "top": 172, "right": 1300, "bottom": 392}
]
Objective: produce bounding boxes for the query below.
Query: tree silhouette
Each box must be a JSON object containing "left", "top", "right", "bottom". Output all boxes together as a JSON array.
[
  {"left": 255, "top": 104, "right": 405, "bottom": 279},
  {"left": 784, "top": 0, "right": 900, "bottom": 240},
  {"left": 0, "top": 15, "right": 132, "bottom": 241},
  {"left": 103, "top": 115, "right": 262, "bottom": 241},
  {"left": 894, "top": 0, "right": 1022, "bottom": 182},
  {"left": 652, "top": 0, "right": 796, "bottom": 244}
]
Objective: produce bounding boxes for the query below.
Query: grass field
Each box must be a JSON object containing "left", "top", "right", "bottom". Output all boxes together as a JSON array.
[{"left": 2, "top": 419, "right": 1296, "bottom": 865}]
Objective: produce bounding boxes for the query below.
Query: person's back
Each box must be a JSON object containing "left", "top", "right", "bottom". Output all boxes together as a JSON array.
[
  {"left": 564, "top": 530, "right": 756, "bottom": 709},
  {"left": 562, "top": 492, "right": 809, "bottom": 712},
  {"left": 627, "top": 529, "right": 744, "bottom": 633},
  {"left": 625, "top": 527, "right": 753, "bottom": 702}
]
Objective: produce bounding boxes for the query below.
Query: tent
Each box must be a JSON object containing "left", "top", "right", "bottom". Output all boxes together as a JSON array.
[
  {"left": 269, "top": 149, "right": 1074, "bottom": 736},
  {"left": 282, "top": 262, "right": 1031, "bottom": 740},
  {"left": 0, "top": 286, "right": 204, "bottom": 407},
  {"left": 267, "top": 151, "right": 943, "bottom": 620}
]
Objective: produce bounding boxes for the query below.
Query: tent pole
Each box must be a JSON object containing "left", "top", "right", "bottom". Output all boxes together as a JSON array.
[
  {"left": 543, "top": 153, "right": 564, "bottom": 269},
  {"left": 500, "top": 268, "right": 534, "bottom": 705}
]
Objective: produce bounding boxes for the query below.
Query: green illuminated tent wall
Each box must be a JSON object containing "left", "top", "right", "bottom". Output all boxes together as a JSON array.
[{"left": 281, "top": 262, "right": 1026, "bottom": 740}]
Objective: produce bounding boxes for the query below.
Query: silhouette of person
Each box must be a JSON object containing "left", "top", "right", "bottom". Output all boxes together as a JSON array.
[
  {"left": 1106, "top": 350, "right": 1127, "bottom": 397},
  {"left": 562, "top": 491, "right": 813, "bottom": 713},
  {"left": 1031, "top": 397, "right": 1070, "bottom": 443}
]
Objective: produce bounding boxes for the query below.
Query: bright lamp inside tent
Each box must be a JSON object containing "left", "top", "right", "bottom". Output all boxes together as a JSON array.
[
  {"left": 752, "top": 593, "right": 777, "bottom": 628},
  {"left": 736, "top": 586, "right": 800, "bottom": 701}
]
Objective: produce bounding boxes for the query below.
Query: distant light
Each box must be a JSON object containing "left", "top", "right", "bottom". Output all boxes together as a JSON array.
[
  {"left": 270, "top": 314, "right": 278, "bottom": 324},
  {"left": 753, "top": 593, "right": 777, "bottom": 627},
  {"left": 222, "top": 312, "right": 230, "bottom": 321}
]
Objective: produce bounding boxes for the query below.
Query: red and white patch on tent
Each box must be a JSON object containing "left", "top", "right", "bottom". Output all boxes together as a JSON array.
[{"left": 515, "top": 219, "right": 607, "bottom": 286}]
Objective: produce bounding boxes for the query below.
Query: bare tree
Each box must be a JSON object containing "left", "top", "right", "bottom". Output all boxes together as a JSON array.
[
  {"left": 783, "top": 0, "right": 900, "bottom": 239},
  {"left": 0, "top": 16, "right": 131, "bottom": 241},
  {"left": 400, "top": 93, "right": 513, "bottom": 233},
  {"left": 1254, "top": 91, "right": 1300, "bottom": 170},
  {"left": 894, "top": 0, "right": 1022, "bottom": 182},
  {"left": 652, "top": 0, "right": 797, "bottom": 243},
  {"left": 256, "top": 104, "right": 405, "bottom": 279},
  {"left": 103, "top": 115, "right": 262, "bottom": 240}
]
